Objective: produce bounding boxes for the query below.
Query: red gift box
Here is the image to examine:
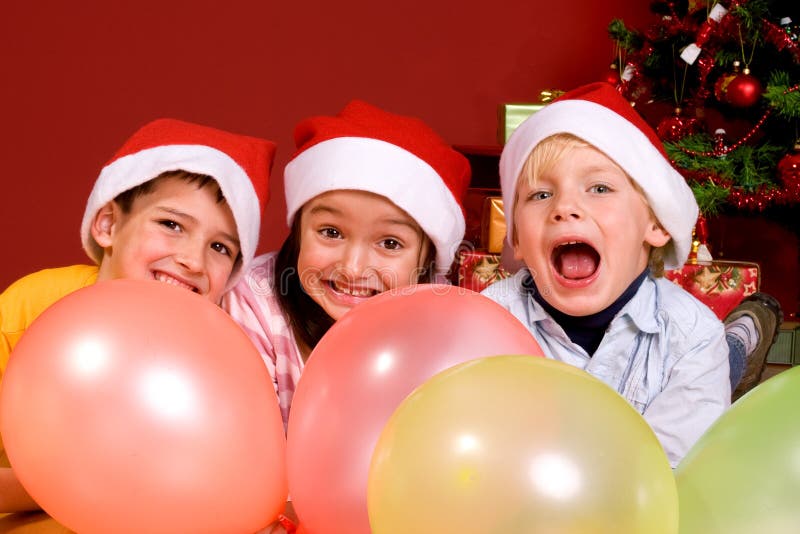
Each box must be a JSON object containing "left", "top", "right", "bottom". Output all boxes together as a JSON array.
[
  {"left": 456, "top": 250, "right": 512, "bottom": 293},
  {"left": 664, "top": 260, "right": 760, "bottom": 320}
]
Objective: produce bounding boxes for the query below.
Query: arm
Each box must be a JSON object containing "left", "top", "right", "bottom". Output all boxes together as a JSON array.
[
  {"left": 642, "top": 319, "right": 730, "bottom": 468},
  {"left": 222, "top": 283, "right": 280, "bottom": 395},
  {"left": 0, "top": 287, "right": 40, "bottom": 512}
]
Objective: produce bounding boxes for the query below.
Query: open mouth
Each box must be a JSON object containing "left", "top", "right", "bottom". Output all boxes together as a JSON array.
[
  {"left": 328, "top": 280, "right": 379, "bottom": 298},
  {"left": 154, "top": 272, "right": 200, "bottom": 293},
  {"left": 552, "top": 241, "right": 600, "bottom": 280}
]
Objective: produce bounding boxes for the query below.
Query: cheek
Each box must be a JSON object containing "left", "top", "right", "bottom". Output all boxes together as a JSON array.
[
  {"left": 208, "top": 257, "right": 235, "bottom": 285},
  {"left": 297, "top": 259, "right": 324, "bottom": 296},
  {"left": 296, "top": 247, "right": 323, "bottom": 290},
  {"left": 513, "top": 220, "right": 544, "bottom": 254},
  {"left": 296, "top": 238, "right": 333, "bottom": 272},
  {"left": 380, "top": 256, "right": 423, "bottom": 289}
]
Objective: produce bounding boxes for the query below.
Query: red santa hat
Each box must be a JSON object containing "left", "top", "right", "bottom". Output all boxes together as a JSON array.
[
  {"left": 80, "top": 118, "right": 275, "bottom": 287},
  {"left": 284, "top": 100, "right": 471, "bottom": 276},
  {"left": 500, "top": 82, "right": 698, "bottom": 269}
]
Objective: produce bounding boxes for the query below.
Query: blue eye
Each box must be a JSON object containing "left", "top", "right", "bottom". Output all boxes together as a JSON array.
[
  {"left": 529, "top": 191, "right": 552, "bottom": 201},
  {"left": 591, "top": 184, "right": 613, "bottom": 194}
]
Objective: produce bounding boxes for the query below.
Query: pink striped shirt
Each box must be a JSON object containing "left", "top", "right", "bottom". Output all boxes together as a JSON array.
[{"left": 222, "top": 252, "right": 304, "bottom": 428}]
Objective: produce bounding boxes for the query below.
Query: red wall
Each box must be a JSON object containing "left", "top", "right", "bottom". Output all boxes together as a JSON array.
[{"left": 0, "top": 1, "right": 652, "bottom": 290}]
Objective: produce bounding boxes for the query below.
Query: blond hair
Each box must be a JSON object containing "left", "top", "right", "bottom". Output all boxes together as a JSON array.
[{"left": 513, "top": 133, "right": 668, "bottom": 276}]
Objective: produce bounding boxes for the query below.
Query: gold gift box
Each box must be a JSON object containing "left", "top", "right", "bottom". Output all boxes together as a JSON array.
[
  {"left": 497, "top": 103, "right": 546, "bottom": 144},
  {"left": 481, "top": 197, "right": 506, "bottom": 254}
]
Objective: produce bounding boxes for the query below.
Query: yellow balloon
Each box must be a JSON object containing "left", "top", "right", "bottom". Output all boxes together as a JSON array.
[
  {"left": 367, "top": 355, "right": 677, "bottom": 534},
  {"left": 676, "top": 366, "right": 800, "bottom": 534}
]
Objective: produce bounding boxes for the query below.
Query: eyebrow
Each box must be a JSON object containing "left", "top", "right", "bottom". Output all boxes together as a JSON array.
[
  {"left": 157, "top": 206, "right": 240, "bottom": 247},
  {"left": 308, "top": 204, "right": 419, "bottom": 232}
]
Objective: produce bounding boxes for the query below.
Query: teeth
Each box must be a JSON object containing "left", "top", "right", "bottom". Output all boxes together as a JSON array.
[
  {"left": 333, "top": 282, "right": 374, "bottom": 297},
  {"left": 155, "top": 272, "right": 197, "bottom": 292}
]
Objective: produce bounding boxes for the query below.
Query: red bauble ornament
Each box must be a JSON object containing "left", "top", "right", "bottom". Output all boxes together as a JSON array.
[
  {"left": 725, "top": 69, "right": 763, "bottom": 107},
  {"left": 714, "top": 72, "right": 737, "bottom": 102},
  {"left": 604, "top": 63, "right": 621, "bottom": 85},
  {"left": 656, "top": 107, "right": 703, "bottom": 142}
]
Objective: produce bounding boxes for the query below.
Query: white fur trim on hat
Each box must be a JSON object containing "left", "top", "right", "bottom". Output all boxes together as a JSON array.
[
  {"left": 500, "top": 100, "right": 698, "bottom": 269},
  {"left": 80, "top": 144, "right": 261, "bottom": 289},
  {"left": 284, "top": 137, "right": 465, "bottom": 274}
]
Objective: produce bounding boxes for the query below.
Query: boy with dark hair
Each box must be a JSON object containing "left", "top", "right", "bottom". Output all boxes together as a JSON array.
[{"left": 0, "top": 117, "right": 275, "bottom": 511}]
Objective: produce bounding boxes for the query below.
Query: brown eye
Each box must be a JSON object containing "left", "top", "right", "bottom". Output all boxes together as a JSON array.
[
  {"left": 159, "top": 219, "right": 182, "bottom": 231},
  {"left": 381, "top": 238, "right": 402, "bottom": 250},
  {"left": 211, "top": 242, "right": 231, "bottom": 256},
  {"left": 320, "top": 227, "right": 341, "bottom": 239}
]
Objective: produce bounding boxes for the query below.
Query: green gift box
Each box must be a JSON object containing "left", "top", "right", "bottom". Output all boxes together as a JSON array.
[{"left": 497, "top": 103, "right": 546, "bottom": 144}]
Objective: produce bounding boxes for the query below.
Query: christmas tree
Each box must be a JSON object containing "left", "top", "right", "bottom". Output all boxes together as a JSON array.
[{"left": 607, "top": 0, "right": 799, "bottom": 215}]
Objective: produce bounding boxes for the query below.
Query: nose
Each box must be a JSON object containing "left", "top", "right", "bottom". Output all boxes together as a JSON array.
[
  {"left": 337, "top": 242, "right": 371, "bottom": 279},
  {"left": 550, "top": 193, "right": 583, "bottom": 223},
  {"left": 175, "top": 240, "right": 205, "bottom": 273}
]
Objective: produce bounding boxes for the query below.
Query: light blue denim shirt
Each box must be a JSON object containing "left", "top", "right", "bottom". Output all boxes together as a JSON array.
[{"left": 482, "top": 269, "right": 730, "bottom": 467}]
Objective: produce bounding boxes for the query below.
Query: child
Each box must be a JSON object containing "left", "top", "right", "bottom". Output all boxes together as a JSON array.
[
  {"left": 481, "top": 82, "right": 730, "bottom": 467},
  {"left": 0, "top": 117, "right": 275, "bottom": 511},
  {"left": 223, "top": 100, "right": 470, "bottom": 428}
]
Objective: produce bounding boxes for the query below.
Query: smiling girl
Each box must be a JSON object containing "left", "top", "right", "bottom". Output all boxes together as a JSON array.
[{"left": 223, "top": 100, "right": 470, "bottom": 427}]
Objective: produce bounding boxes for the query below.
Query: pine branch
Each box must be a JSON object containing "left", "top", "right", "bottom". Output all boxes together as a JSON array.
[
  {"left": 666, "top": 135, "right": 785, "bottom": 192},
  {"left": 730, "top": 0, "right": 770, "bottom": 31},
  {"left": 764, "top": 71, "right": 800, "bottom": 119},
  {"left": 691, "top": 180, "right": 730, "bottom": 215},
  {"left": 607, "top": 19, "right": 642, "bottom": 53}
]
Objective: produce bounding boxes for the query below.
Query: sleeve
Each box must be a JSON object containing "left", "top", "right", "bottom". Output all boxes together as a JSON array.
[
  {"left": 642, "top": 314, "right": 730, "bottom": 468},
  {"left": 0, "top": 279, "right": 30, "bottom": 378},
  {"left": 223, "top": 283, "right": 280, "bottom": 396},
  {"left": 0, "top": 323, "right": 11, "bottom": 381}
]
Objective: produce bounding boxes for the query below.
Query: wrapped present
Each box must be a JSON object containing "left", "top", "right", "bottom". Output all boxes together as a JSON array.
[
  {"left": 463, "top": 187, "right": 500, "bottom": 248},
  {"left": 456, "top": 250, "right": 512, "bottom": 293},
  {"left": 497, "top": 90, "right": 563, "bottom": 144},
  {"left": 664, "top": 260, "right": 760, "bottom": 320},
  {"left": 481, "top": 197, "right": 506, "bottom": 253},
  {"left": 497, "top": 103, "right": 545, "bottom": 144}
]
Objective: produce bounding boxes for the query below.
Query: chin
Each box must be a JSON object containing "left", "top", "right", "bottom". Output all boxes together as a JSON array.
[{"left": 549, "top": 293, "right": 610, "bottom": 317}]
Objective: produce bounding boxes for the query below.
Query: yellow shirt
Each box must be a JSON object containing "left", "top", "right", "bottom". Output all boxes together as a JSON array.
[
  {"left": 0, "top": 265, "right": 97, "bottom": 468},
  {"left": 0, "top": 265, "right": 98, "bottom": 377}
]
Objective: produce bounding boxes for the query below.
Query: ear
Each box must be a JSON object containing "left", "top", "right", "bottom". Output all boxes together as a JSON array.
[
  {"left": 512, "top": 241, "right": 524, "bottom": 261},
  {"left": 90, "top": 201, "right": 118, "bottom": 248},
  {"left": 644, "top": 219, "right": 671, "bottom": 248}
]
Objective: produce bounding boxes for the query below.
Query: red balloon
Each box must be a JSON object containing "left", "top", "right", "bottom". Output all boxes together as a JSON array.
[
  {"left": 0, "top": 279, "right": 287, "bottom": 534},
  {"left": 286, "top": 284, "right": 543, "bottom": 534}
]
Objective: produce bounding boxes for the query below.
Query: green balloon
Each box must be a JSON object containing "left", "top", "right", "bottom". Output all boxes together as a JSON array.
[{"left": 676, "top": 366, "right": 800, "bottom": 533}]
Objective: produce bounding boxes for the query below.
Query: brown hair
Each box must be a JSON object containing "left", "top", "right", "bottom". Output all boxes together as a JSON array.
[{"left": 113, "top": 169, "right": 226, "bottom": 213}]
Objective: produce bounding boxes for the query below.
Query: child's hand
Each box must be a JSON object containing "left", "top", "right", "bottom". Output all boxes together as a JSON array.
[{"left": 256, "top": 502, "right": 297, "bottom": 534}]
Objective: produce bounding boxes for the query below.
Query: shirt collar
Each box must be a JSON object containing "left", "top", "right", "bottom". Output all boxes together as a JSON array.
[{"left": 518, "top": 268, "right": 661, "bottom": 334}]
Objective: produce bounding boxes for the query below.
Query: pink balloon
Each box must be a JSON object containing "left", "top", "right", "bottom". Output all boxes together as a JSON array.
[
  {"left": 1, "top": 279, "right": 287, "bottom": 534},
  {"left": 286, "top": 284, "right": 543, "bottom": 534}
]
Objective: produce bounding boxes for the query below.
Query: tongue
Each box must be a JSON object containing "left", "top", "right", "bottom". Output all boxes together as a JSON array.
[{"left": 557, "top": 245, "right": 598, "bottom": 280}]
